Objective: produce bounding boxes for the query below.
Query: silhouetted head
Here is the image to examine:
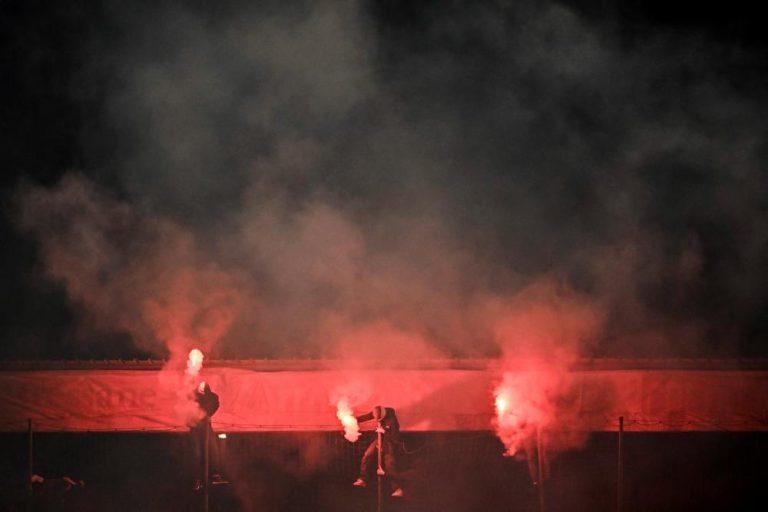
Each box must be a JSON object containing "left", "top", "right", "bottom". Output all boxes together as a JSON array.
[{"left": 373, "top": 405, "right": 387, "bottom": 420}]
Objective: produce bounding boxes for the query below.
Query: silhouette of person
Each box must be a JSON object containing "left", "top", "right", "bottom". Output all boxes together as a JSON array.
[
  {"left": 352, "top": 405, "right": 404, "bottom": 497},
  {"left": 188, "top": 381, "right": 219, "bottom": 490}
]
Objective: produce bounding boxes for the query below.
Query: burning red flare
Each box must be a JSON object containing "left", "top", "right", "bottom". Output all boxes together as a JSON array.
[
  {"left": 495, "top": 395, "right": 508, "bottom": 416},
  {"left": 336, "top": 399, "right": 360, "bottom": 443},
  {"left": 186, "top": 348, "right": 204, "bottom": 377},
  {"left": 493, "top": 370, "right": 551, "bottom": 456}
]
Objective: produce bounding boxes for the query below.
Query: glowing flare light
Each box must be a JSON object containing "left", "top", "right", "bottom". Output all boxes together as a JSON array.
[
  {"left": 493, "top": 370, "right": 551, "bottom": 456},
  {"left": 186, "top": 348, "right": 204, "bottom": 377},
  {"left": 336, "top": 399, "right": 360, "bottom": 443},
  {"left": 495, "top": 395, "right": 507, "bottom": 415}
]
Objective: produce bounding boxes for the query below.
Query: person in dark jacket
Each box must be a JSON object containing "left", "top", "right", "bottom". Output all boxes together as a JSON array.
[
  {"left": 352, "top": 405, "right": 404, "bottom": 497},
  {"left": 189, "top": 381, "right": 220, "bottom": 490}
]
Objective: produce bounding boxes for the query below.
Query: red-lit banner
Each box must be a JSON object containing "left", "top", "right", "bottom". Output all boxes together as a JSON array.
[{"left": 0, "top": 368, "right": 766, "bottom": 432}]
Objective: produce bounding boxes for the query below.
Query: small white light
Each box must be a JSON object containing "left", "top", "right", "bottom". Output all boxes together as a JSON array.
[
  {"left": 495, "top": 396, "right": 507, "bottom": 415},
  {"left": 217, "top": 433, "right": 227, "bottom": 440}
]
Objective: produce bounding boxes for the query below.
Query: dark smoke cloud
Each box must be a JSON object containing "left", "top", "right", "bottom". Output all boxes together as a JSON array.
[
  {"left": 15, "top": 175, "right": 245, "bottom": 359},
  {"left": 11, "top": 0, "right": 768, "bottom": 359}
]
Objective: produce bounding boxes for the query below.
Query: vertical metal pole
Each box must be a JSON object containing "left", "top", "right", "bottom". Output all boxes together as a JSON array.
[
  {"left": 537, "top": 427, "right": 545, "bottom": 512},
  {"left": 617, "top": 416, "right": 624, "bottom": 512},
  {"left": 376, "top": 423, "right": 384, "bottom": 512},
  {"left": 204, "top": 423, "right": 210, "bottom": 512},
  {"left": 27, "top": 419, "right": 33, "bottom": 489},
  {"left": 26, "top": 419, "right": 34, "bottom": 512}
]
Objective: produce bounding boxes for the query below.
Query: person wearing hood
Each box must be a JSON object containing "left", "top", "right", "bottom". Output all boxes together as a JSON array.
[
  {"left": 188, "top": 381, "right": 220, "bottom": 491},
  {"left": 352, "top": 405, "right": 404, "bottom": 497}
]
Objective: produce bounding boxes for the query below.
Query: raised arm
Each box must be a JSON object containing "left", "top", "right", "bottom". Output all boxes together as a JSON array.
[{"left": 356, "top": 411, "right": 374, "bottom": 423}]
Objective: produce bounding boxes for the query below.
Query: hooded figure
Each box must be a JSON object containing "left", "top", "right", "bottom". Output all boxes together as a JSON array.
[
  {"left": 352, "top": 406, "right": 404, "bottom": 497},
  {"left": 189, "top": 381, "right": 220, "bottom": 489}
]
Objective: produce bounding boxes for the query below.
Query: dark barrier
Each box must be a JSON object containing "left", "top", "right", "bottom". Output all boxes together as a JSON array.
[{"left": 1, "top": 431, "right": 766, "bottom": 512}]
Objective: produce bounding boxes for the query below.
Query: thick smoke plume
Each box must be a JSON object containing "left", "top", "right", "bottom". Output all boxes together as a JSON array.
[
  {"left": 330, "top": 379, "right": 370, "bottom": 442},
  {"left": 16, "top": 175, "right": 244, "bottom": 361},
  {"left": 12, "top": 0, "right": 768, "bottom": 364},
  {"left": 11, "top": 0, "right": 768, "bottom": 476},
  {"left": 176, "top": 348, "right": 207, "bottom": 426},
  {"left": 491, "top": 280, "right": 602, "bottom": 457}
]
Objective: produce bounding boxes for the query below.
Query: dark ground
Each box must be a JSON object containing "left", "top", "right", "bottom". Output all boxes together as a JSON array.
[{"left": 0, "top": 431, "right": 766, "bottom": 512}]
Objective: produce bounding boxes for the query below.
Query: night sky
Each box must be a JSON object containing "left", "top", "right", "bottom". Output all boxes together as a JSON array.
[{"left": 2, "top": 0, "right": 768, "bottom": 361}]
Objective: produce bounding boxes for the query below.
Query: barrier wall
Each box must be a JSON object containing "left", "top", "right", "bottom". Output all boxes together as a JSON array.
[{"left": 1, "top": 367, "right": 767, "bottom": 432}]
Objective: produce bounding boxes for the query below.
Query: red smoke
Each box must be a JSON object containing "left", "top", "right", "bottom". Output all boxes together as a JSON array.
[
  {"left": 488, "top": 279, "right": 603, "bottom": 458},
  {"left": 329, "top": 379, "right": 370, "bottom": 442},
  {"left": 142, "top": 265, "right": 243, "bottom": 362},
  {"left": 16, "top": 175, "right": 611, "bottom": 462},
  {"left": 328, "top": 320, "right": 445, "bottom": 366},
  {"left": 176, "top": 347, "right": 207, "bottom": 426},
  {"left": 186, "top": 348, "right": 204, "bottom": 377},
  {"left": 335, "top": 398, "right": 361, "bottom": 442},
  {"left": 15, "top": 175, "right": 244, "bottom": 360},
  {"left": 493, "top": 363, "right": 566, "bottom": 456}
]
